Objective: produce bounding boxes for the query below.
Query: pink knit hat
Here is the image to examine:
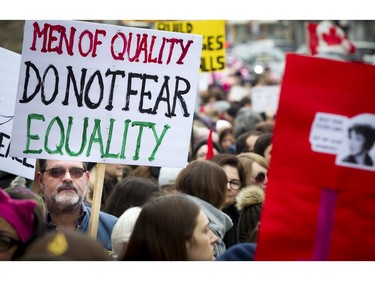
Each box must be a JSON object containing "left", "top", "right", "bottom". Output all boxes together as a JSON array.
[{"left": 0, "top": 188, "right": 37, "bottom": 242}]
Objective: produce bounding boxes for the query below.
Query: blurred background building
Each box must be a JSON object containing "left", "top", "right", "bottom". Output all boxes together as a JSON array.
[
  {"left": 1, "top": 20, "right": 375, "bottom": 54},
  {"left": 1, "top": 20, "right": 375, "bottom": 87}
]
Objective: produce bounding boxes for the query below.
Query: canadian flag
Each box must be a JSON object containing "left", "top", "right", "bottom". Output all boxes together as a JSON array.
[{"left": 307, "top": 21, "right": 356, "bottom": 56}]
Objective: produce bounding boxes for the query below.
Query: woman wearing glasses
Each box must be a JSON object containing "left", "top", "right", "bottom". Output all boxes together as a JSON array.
[
  {"left": 0, "top": 188, "right": 46, "bottom": 260},
  {"left": 210, "top": 154, "right": 246, "bottom": 249},
  {"left": 237, "top": 152, "right": 269, "bottom": 190},
  {"left": 175, "top": 160, "right": 233, "bottom": 257}
]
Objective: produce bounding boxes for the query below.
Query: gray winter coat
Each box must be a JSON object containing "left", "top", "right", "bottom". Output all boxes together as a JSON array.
[{"left": 180, "top": 193, "right": 233, "bottom": 257}]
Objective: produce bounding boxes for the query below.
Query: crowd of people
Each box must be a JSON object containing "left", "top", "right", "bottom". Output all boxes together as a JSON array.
[
  {"left": 3, "top": 44, "right": 374, "bottom": 261},
  {"left": 0, "top": 62, "right": 276, "bottom": 261}
]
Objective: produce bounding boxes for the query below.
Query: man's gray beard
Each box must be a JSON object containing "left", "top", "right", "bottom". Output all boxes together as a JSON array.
[{"left": 46, "top": 193, "right": 83, "bottom": 215}]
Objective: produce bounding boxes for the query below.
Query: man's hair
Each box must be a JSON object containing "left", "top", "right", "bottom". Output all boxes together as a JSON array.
[
  {"left": 253, "top": 133, "right": 273, "bottom": 157},
  {"left": 235, "top": 130, "right": 262, "bottom": 154},
  {"left": 38, "top": 159, "right": 88, "bottom": 172}
]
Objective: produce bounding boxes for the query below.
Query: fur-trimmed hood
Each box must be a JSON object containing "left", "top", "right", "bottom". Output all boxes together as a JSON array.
[{"left": 236, "top": 185, "right": 265, "bottom": 212}]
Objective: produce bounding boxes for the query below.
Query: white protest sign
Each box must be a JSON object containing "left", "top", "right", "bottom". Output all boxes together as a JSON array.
[
  {"left": 309, "top": 112, "right": 347, "bottom": 154},
  {"left": 336, "top": 113, "right": 375, "bottom": 171},
  {"left": 251, "top": 85, "right": 280, "bottom": 114},
  {"left": 0, "top": 47, "right": 36, "bottom": 179},
  {"left": 10, "top": 20, "right": 203, "bottom": 168},
  {"left": 309, "top": 112, "right": 375, "bottom": 171}
]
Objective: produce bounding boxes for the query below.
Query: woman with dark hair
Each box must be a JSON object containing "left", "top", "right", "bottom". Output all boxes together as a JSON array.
[
  {"left": 175, "top": 160, "right": 233, "bottom": 257},
  {"left": 104, "top": 176, "right": 161, "bottom": 218},
  {"left": 342, "top": 123, "right": 375, "bottom": 166},
  {"left": 218, "top": 127, "right": 236, "bottom": 154},
  {"left": 120, "top": 195, "right": 218, "bottom": 261},
  {"left": 0, "top": 188, "right": 46, "bottom": 261},
  {"left": 210, "top": 153, "right": 246, "bottom": 249}
]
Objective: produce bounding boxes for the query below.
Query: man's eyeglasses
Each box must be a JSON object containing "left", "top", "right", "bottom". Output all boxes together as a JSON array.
[
  {"left": 42, "top": 167, "right": 86, "bottom": 179},
  {"left": 227, "top": 180, "right": 242, "bottom": 190},
  {"left": 0, "top": 235, "right": 21, "bottom": 252},
  {"left": 253, "top": 172, "right": 266, "bottom": 183}
]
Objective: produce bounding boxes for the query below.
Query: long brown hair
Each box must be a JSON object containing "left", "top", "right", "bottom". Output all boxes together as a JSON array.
[
  {"left": 175, "top": 160, "right": 227, "bottom": 209},
  {"left": 120, "top": 195, "right": 200, "bottom": 261}
]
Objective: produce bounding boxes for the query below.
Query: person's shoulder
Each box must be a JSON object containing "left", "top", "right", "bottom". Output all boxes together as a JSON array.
[
  {"left": 182, "top": 194, "right": 233, "bottom": 231},
  {"left": 99, "top": 210, "right": 118, "bottom": 222},
  {"left": 216, "top": 242, "right": 256, "bottom": 261},
  {"left": 85, "top": 205, "right": 118, "bottom": 222}
]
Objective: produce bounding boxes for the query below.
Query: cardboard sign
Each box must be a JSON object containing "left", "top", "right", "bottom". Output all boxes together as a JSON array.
[
  {"left": 255, "top": 54, "right": 375, "bottom": 261},
  {"left": 155, "top": 20, "right": 226, "bottom": 72},
  {"left": 0, "top": 47, "right": 36, "bottom": 179},
  {"left": 251, "top": 85, "right": 280, "bottom": 114},
  {"left": 9, "top": 20, "right": 203, "bottom": 168}
]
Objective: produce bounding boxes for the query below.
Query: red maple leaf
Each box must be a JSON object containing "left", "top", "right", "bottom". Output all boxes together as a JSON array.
[{"left": 322, "top": 27, "right": 343, "bottom": 46}]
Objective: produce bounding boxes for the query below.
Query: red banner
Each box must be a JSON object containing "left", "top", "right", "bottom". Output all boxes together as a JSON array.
[{"left": 255, "top": 54, "right": 375, "bottom": 261}]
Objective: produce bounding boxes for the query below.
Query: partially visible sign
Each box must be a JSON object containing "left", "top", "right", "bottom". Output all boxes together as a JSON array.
[
  {"left": 155, "top": 20, "right": 226, "bottom": 72},
  {"left": 251, "top": 85, "right": 280, "bottom": 115},
  {"left": 0, "top": 47, "right": 36, "bottom": 179},
  {"left": 256, "top": 54, "right": 375, "bottom": 261}
]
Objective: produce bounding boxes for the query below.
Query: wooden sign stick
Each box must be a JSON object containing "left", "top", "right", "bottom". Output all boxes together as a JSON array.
[{"left": 88, "top": 163, "right": 105, "bottom": 239}]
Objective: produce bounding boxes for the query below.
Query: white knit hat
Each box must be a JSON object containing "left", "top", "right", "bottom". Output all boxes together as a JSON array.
[
  {"left": 111, "top": 206, "right": 142, "bottom": 259},
  {"left": 158, "top": 167, "right": 183, "bottom": 187}
]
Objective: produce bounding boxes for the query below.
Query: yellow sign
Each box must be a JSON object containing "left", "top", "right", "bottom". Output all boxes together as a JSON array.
[{"left": 155, "top": 20, "right": 226, "bottom": 72}]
